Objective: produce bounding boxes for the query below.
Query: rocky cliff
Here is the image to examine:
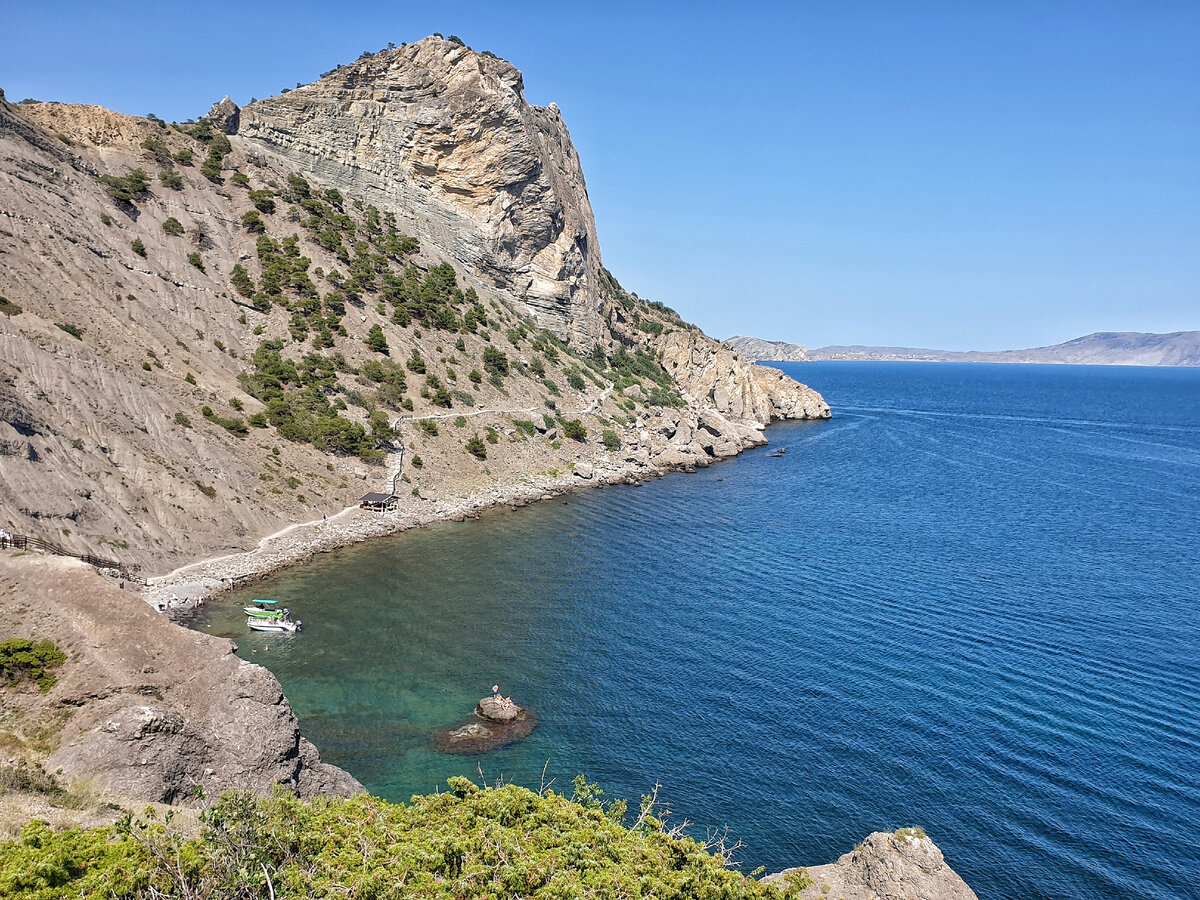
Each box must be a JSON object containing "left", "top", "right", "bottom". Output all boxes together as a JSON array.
[
  {"left": 0, "top": 37, "right": 827, "bottom": 574},
  {"left": 0, "top": 552, "right": 361, "bottom": 803},
  {"left": 723, "top": 335, "right": 810, "bottom": 362},
  {"left": 238, "top": 38, "right": 604, "bottom": 347}
]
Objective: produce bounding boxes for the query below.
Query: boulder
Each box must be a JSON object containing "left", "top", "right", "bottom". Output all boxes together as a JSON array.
[
  {"left": 764, "top": 830, "right": 978, "bottom": 900},
  {"left": 433, "top": 696, "right": 536, "bottom": 753}
]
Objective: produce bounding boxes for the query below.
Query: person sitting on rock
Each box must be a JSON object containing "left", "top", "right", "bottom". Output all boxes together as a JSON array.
[{"left": 492, "top": 684, "right": 500, "bottom": 700}]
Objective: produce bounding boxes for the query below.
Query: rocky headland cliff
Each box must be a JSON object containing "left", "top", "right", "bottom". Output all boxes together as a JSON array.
[{"left": 0, "top": 36, "right": 827, "bottom": 578}]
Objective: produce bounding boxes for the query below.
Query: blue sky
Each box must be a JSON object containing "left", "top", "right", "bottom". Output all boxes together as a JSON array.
[{"left": 3, "top": 1, "right": 1196, "bottom": 349}]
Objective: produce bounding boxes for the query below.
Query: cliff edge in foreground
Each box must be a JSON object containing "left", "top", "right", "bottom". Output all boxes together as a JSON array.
[
  {"left": 765, "top": 829, "right": 978, "bottom": 900},
  {"left": 0, "top": 553, "right": 361, "bottom": 803}
]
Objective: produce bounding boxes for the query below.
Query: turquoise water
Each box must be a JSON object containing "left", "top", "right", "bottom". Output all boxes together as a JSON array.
[{"left": 197, "top": 362, "right": 1200, "bottom": 899}]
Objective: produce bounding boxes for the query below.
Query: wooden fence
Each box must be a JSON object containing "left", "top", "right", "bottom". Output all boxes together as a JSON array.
[{"left": 1, "top": 532, "right": 140, "bottom": 575}]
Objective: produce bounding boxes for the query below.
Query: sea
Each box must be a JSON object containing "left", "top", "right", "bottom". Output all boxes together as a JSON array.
[{"left": 196, "top": 362, "right": 1200, "bottom": 900}]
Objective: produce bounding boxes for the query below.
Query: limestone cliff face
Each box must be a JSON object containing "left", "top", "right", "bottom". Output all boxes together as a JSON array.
[
  {"left": 238, "top": 38, "right": 604, "bottom": 346},
  {"left": 659, "top": 330, "right": 830, "bottom": 424}
]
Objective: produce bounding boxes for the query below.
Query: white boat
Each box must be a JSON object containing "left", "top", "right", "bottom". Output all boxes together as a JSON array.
[{"left": 247, "top": 614, "right": 301, "bottom": 633}]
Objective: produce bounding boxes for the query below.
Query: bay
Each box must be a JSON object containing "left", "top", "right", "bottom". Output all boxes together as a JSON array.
[{"left": 198, "top": 362, "right": 1200, "bottom": 900}]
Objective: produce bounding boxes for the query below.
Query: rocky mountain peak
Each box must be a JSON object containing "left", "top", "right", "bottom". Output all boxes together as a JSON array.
[
  {"left": 206, "top": 95, "right": 239, "bottom": 134},
  {"left": 238, "top": 37, "right": 603, "bottom": 346}
]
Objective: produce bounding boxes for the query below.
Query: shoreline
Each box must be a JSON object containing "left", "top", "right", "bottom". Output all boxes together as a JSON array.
[{"left": 143, "top": 453, "right": 703, "bottom": 612}]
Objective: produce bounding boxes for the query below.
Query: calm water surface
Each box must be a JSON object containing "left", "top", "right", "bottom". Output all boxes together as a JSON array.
[{"left": 198, "top": 362, "right": 1200, "bottom": 900}]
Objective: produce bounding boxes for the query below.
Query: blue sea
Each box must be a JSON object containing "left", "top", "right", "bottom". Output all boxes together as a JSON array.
[{"left": 201, "top": 362, "right": 1200, "bottom": 899}]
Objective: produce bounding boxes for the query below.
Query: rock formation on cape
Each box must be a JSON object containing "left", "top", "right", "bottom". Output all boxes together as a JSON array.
[{"left": 0, "top": 36, "right": 828, "bottom": 574}]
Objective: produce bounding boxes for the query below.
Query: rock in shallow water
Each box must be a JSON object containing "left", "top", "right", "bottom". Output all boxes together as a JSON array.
[{"left": 432, "top": 697, "right": 537, "bottom": 753}]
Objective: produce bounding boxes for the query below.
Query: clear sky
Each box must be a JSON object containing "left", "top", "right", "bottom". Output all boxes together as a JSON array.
[{"left": 3, "top": 1, "right": 1196, "bottom": 349}]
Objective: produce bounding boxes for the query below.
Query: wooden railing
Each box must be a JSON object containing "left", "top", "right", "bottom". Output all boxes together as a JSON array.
[{"left": 1, "top": 532, "right": 140, "bottom": 575}]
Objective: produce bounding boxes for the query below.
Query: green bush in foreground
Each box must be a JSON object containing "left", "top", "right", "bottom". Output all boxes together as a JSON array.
[{"left": 0, "top": 779, "right": 804, "bottom": 899}]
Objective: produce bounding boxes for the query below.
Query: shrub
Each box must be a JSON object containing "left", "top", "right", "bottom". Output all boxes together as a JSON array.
[
  {"left": 158, "top": 168, "right": 183, "bottom": 190},
  {"left": 195, "top": 480, "right": 217, "bottom": 497},
  {"left": 55, "top": 322, "right": 83, "bottom": 339},
  {"left": 0, "top": 297, "right": 22, "bottom": 317},
  {"left": 174, "top": 412, "right": 192, "bottom": 427},
  {"left": 467, "top": 368, "right": 482, "bottom": 384},
  {"left": 241, "top": 210, "right": 265, "bottom": 232},
  {"left": 602, "top": 428, "right": 621, "bottom": 451},
  {"left": 131, "top": 238, "right": 146, "bottom": 257},
  {"left": 485, "top": 426, "right": 499, "bottom": 444},
  {"left": 187, "top": 252, "right": 204, "bottom": 271},
  {"left": 513, "top": 419, "right": 537, "bottom": 436},
  {"left": 0, "top": 639, "right": 66, "bottom": 692},
  {"left": 410, "top": 454, "right": 423, "bottom": 468},
  {"left": 231, "top": 171, "right": 251, "bottom": 187},
  {"left": 419, "top": 419, "right": 439, "bottom": 436},
  {"left": 466, "top": 434, "right": 487, "bottom": 459},
  {"left": 98, "top": 167, "right": 150, "bottom": 204},
  {"left": 482, "top": 346, "right": 509, "bottom": 376},
  {"left": 365, "top": 324, "right": 389, "bottom": 354},
  {"left": 230, "top": 263, "right": 255, "bottom": 297},
  {"left": 453, "top": 416, "right": 467, "bottom": 428},
  {"left": 173, "top": 147, "right": 194, "bottom": 166},
  {"left": 162, "top": 216, "right": 184, "bottom": 235},
  {"left": 561, "top": 418, "right": 587, "bottom": 441},
  {"left": 406, "top": 349, "right": 427, "bottom": 373},
  {"left": 567, "top": 370, "right": 586, "bottom": 391}
]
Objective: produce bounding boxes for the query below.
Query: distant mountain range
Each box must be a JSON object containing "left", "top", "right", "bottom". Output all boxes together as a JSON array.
[{"left": 725, "top": 331, "right": 1200, "bottom": 367}]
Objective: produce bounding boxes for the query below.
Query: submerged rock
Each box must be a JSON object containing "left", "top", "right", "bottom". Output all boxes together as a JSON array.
[{"left": 432, "top": 696, "right": 536, "bottom": 753}]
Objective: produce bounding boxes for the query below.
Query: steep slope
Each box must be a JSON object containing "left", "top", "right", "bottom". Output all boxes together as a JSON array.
[
  {"left": 0, "top": 39, "right": 827, "bottom": 575},
  {"left": 238, "top": 38, "right": 604, "bottom": 347}
]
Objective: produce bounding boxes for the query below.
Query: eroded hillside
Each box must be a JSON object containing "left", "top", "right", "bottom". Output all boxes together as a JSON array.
[{"left": 0, "top": 37, "right": 828, "bottom": 573}]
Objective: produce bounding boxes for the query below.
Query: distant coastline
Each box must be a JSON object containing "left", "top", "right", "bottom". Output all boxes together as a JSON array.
[{"left": 726, "top": 330, "right": 1200, "bottom": 367}]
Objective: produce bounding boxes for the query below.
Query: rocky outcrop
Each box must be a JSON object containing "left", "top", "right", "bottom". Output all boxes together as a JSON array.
[
  {"left": 658, "top": 330, "right": 830, "bottom": 424},
  {"left": 723, "top": 335, "right": 810, "bottom": 362},
  {"left": 206, "top": 96, "right": 240, "bottom": 134},
  {"left": 238, "top": 37, "right": 604, "bottom": 347},
  {"left": 0, "top": 553, "right": 362, "bottom": 804},
  {"left": 765, "top": 830, "right": 978, "bottom": 900},
  {"left": 432, "top": 695, "right": 536, "bottom": 754}
]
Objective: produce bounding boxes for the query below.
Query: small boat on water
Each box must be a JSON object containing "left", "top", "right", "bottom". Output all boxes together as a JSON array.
[
  {"left": 247, "top": 614, "right": 301, "bottom": 633},
  {"left": 243, "top": 598, "right": 279, "bottom": 616},
  {"left": 243, "top": 599, "right": 301, "bottom": 633}
]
